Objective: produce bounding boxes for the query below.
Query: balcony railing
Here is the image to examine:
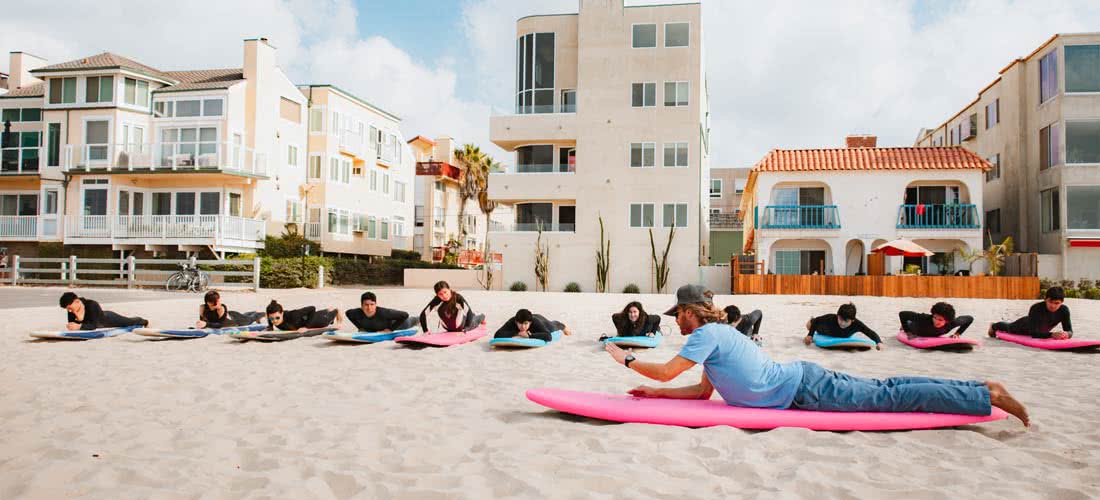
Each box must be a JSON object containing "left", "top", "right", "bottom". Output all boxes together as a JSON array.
[
  {"left": 416, "top": 161, "right": 461, "bottom": 181},
  {"left": 757, "top": 205, "right": 841, "bottom": 229},
  {"left": 709, "top": 212, "right": 743, "bottom": 229},
  {"left": 489, "top": 221, "right": 576, "bottom": 233},
  {"left": 0, "top": 215, "right": 62, "bottom": 239},
  {"left": 64, "top": 215, "right": 264, "bottom": 242},
  {"left": 492, "top": 163, "right": 576, "bottom": 174},
  {"left": 896, "top": 204, "right": 980, "bottom": 229},
  {"left": 304, "top": 222, "right": 322, "bottom": 241},
  {"left": 62, "top": 143, "right": 268, "bottom": 176}
]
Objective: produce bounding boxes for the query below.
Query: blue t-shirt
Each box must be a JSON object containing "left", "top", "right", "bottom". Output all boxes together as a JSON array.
[{"left": 678, "top": 322, "right": 803, "bottom": 409}]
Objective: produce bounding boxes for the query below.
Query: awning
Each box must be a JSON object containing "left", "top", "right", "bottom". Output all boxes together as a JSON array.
[{"left": 872, "top": 238, "right": 934, "bottom": 257}]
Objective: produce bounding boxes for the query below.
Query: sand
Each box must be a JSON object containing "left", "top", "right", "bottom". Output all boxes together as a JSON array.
[{"left": 1, "top": 286, "right": 1098, "bottom": 499}]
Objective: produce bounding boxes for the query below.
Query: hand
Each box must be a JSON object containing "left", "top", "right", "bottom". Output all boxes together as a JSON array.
[
  {"left": 66, "top": 322, "right": 81, "bottom": 331},
  {"left": 196, "top": 321, "right": 207, "bottom": 329},
  {"left": 627, "top": 385, "right": 662, "bottom": 398},
  {"left": 518, "top": 330, "right": 530, "bottom": 338},
  {"left": 1052, "top": 331, "right": 1070, "bottom": 340},
  {"left": 803, "top": 335, "right": 813, "bottom": 345},
  {"left": 604, "top": 342, "right": 631, "bottom": 365},
  {"left": 876, "top": 343, "right": 885, "bottom": 351}
]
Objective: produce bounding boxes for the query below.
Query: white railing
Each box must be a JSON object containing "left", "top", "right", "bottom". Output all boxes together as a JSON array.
[
  {"left": 64, "top": 215, "right": 265, "bottom": 242},
  {"left": 304, "top": 222, "right": 322, "bottom": 240},
  {"left": 6, "top": 255, "right": 261, "bottom": 290},
  {"left": 489, "top": 222, "right": 576, "bottom": 233},
  {"left": 491, "top": 163, "right": 576, "bottom": 175},
  {"left": 0, "top": 216, "right": 38, "bottom": 238},
  {"left": 62, "top": 142, "right": 268, "bottom": 176}
]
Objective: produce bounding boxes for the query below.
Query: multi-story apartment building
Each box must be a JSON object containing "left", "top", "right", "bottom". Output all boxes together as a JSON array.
[
  {"left": 708, "top": 166, "right": 747, "bottom": 265},
  {"left": 488, "top": 0, "right": 709, "bottom": 292},
  {"left": 299, "top": 84, "right": 414, "bottom": 256},
  {"left": 408, "top": 135, "right": 495, "bottom": 262},
  {"left": 740, "top": 136, "right": 989, "bottom": 276},
  {"left": 914, "top": 33, "right": 1100, "bottom": 279}
]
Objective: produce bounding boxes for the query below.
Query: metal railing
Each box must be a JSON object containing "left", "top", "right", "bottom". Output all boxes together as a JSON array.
[
  {"left": 62, "top": 142, "right": 268, "bottom": 176},
  {"left": 757, "top": 205, "right": 841, "bottom": 229},
  {"left": 63, "top": 215, "right": 265, "bottom": 242},
  {"left": 489, "top": 222, "right": 576, "bottom": 233},
  {"left": 5, "top": 255, "right": 260, "bottom": 290},
  {"left": 896, "top": 204, "right": 980, "bottom": 229},
  {"left": 492, "top": 163, "right": 575, "bottom": 174}
]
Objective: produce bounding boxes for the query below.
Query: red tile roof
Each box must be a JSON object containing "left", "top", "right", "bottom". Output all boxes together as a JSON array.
[
  {"left": 752, "top": 147, "right": 990, "bottom": 173},
  {"left": 0, "top": 82, "right": 45, "bottom": 98},
  {"left": 31, "top": 52, "right": 176, "bottom": 82},
  {"left": 158, "top": 69, "right": 245, "bottom": 92}
]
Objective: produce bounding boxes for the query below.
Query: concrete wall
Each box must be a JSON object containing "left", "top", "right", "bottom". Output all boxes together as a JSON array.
[{"left": 403, "top": 268, "right": 503, "bottom": 291}]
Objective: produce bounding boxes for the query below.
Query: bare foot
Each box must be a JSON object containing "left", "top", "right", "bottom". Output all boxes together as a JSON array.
[
  {"left": 563, "top": 326, "right": 573, "bottom": 336},
  {"left": 986, "top": 381, "right": 1029, "bottom": 427},
  {"left": 987, "top": 324, "right": 996, "bottom": 338}
]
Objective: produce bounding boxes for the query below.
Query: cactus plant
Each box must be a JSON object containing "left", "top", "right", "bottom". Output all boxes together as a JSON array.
[
  {"left": 596, "top": 214, "right": 611, "bottom": 293},
  {"left": 534, "top": 223, "right": 550, "bottom": 292},
  {"left": 649, "top": 225, "right": 675, "bottom": 293}
]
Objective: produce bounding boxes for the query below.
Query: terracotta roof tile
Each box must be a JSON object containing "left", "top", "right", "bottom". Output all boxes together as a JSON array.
[
  {"left": 0, "top": 82, "right": 45, "bottom": 98},
  {"left": 752, "top": 147, "right": 990, "bottom": 173},
  {"left": 31, "top": 52, "right": 175, "bottom": 82},
  {"left": 158, "top": 69, "right": 245, "bottom": 92}
]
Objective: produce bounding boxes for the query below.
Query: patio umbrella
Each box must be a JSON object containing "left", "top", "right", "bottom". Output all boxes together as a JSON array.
[{"left": 872, "top": 239, "right": 934, "bottom": 257}]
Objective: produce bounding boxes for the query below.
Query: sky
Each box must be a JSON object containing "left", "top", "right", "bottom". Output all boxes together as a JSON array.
[{"left": 3, "top": 0, "right": 1100, "bottom": 168}]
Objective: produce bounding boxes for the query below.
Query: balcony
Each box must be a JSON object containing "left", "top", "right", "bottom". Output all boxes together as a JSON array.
[
  {"left": 489, "top": 221, "right": 575, "bottom": 233},
  {"left": 62, "top": 143, "right": 268, "bottom": 177},
  {"left": 304, "top": 222, "right": 323, "bottom": 241},
  {"left": 416, "top": 161, "right": 461, "bottom": 181},
  {"left": 709, "top": 212, "right": 743, "bottom": 229},
  {"left": 489, "top": 112, "right": 577, "bottom": 151},
  {"left": 757, "top": 205, "right": 841, "bottom": 229},
  {"left": 491, "top": 163, "right": 575, "bottom": 175},
  {"left": 64, "top": 215, "right": 265, "bottom": 248},
  {"left": 0, "top": 215, "right": 61, "bottom": 240},
  {"left": 896, "top": 204, "right": 980, "bottom": 229}
]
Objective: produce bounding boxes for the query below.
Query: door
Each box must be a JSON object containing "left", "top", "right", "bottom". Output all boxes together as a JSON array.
[
  {"left": 82, "top": 183, "right": 108, "bottom": 235},
  {"left": 798, "top": 187, "right": 826, "bottom": 226},
  {"left": 40, "top": 188, "right": 59, "bottom": 237},
  {"left": 800, "top": 250, "right": 827, "bottom": 274}
]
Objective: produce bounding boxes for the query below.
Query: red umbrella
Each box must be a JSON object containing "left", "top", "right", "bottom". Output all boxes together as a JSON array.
[{"left": 872, "top": 239, "right": 934, "bottom": 257}]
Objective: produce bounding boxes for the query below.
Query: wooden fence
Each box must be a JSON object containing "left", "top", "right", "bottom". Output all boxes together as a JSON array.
[
  {"left": 732, "top": 274, "right": 1038, "bottom": 299},
  {"left": 4, "top": 256, "right": 260, "bottom": 291}
]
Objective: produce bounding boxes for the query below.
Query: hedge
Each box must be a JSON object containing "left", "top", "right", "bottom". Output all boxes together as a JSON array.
[{"left": 330, "top": 258, "right": 460, "bottom": 286}]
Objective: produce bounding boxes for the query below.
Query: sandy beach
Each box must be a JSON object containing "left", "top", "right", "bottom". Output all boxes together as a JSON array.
[{"left": 2, "top": 286, "right": 1098, "bottom": 499}]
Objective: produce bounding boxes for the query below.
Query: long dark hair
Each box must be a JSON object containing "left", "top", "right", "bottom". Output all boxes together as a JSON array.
[
  {"left": 433, "top": 281, "right": 462, "bottom": 317},
  {"left": 620, "top": 301, "right": 648, "bottom": 334},
  {"left": 266, "top": 300, "right": 284, "bottom": 315}
]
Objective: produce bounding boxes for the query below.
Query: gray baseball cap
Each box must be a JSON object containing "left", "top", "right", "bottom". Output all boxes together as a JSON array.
[{"left": 663, "top": 284, "right": 713, "bottom": 316}]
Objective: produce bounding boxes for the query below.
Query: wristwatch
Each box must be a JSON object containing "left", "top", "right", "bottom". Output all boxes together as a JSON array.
[{"left": 624, "top": 353, "right": 636, "bottom": 368}]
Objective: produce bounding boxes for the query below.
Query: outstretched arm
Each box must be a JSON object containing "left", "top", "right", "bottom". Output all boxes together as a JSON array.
[
  {"left": 605, "top": 343, "right": 696, "bottom": 382},
  {"left": 629, "top": 372, "right": 713, "bottom": 400}
]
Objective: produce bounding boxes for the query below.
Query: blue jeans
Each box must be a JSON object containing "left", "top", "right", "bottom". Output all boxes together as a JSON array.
[{"left": 790, "top": 361, "right": 992, "bottom": 415}]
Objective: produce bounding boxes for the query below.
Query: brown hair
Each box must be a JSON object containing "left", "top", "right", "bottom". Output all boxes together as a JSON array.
[
  {"left": 618, "top": 301, "right": 649, "bottom": 336},
  {"left": 679, "top": 302, "right": 726, "bottom": 325},
  {"left": 433, "top": 280, "right": 462, "bottom": 317}
]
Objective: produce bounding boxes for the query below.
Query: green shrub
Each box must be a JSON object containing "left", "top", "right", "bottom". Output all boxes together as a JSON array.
[
  {"left": 564, "top": 282, "right": 581, "bottom": 293},
  {"left": 622, "top": 283, "right": 640, "bottom": 294},
  {"left": 510, "top": 281, "right": 528, "bottom": 292},
  {"left": 1064, "top": 288, "right": 1081, "bottom": 299},
  {"left": 1078, "top": 279, "right": 1095, "bottom": 291},
  {"left": 1085, "top": 288, "right": 1100, "bottom": 300},
  {"left": 261, "top": 231, "right": 318, "bottom": 258},
  {"left": 1059, "top": 280, "right": 1076, "bottom": 291},
  {"left": 1038, "top": 288, "right": 1047, "bottom": 300},
  {"left": 390, "top": 249, "right": 423, "bottom": 260},
  {"left": 261, "top": 256, "right": 332, "bottom": 288},
  {"left": 329, "top": 257, "right": 459, "bottom": 286},
  {"left": 1039, "top": 278, "right": 1055, "bottom": 290}
]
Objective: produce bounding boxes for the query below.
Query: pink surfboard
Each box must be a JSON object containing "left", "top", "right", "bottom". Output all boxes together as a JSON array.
[
  {"left": 994, "top": 331, "right": 1100, "bottom": 351},
  {"left": 526, "top": 388, "right": 1009, "bottom": 431},
  {"left": 896, "top": 331, "right": 981, "bottom": 350},
  {"left": 395, "top": 325, "right": 488, "bottom": 347}
]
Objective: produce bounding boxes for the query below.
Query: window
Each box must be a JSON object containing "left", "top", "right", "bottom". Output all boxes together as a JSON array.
[
  {"left": 559, "top": 148, "right": 576, "bottom": 173},
  {"left": 631, "top": 83, "right": 656, "bottom": 107},
  {"left": 710, "top": 179, "right": 722, "bottom": 198},
  {"left": 0, "top": 193, "right": 38, "bottom": 216},
  {"left": 734, "top": 178, "right": 747, "bottom": 194},
  {"left": 85, "top": 76, "right": 113, "bottom": 103},
  {"left": 632, "top": 24, "right": 656, "bottom": 48},
  {"left": 383, "top": 173, "right": 391, "bottom": 194},
  {"left": 159, "top": 127, "right": 217, "bottom": 167},
  {"left": 1, "top": 108, "right": 42, "bottom": 123},
  {"left": 395, "top": 181, "right": 406, "bottom": 203},
  {"left": 629, "top": 203, "right": 655, "bottom": 228},
  {"left": 1065, "top": 45, "right": 1100, "bottom": 93},
  {"left": 342, "top": 159, "right": 351, "bottom": 184},
  {"left": 309, "top": 108, "right": 324, "bottom": 133},
  {"left": 380, "top": 218, "right": 390, "bottom": 239},
  {"left": 1067, "top": 186, "right": 1100, "bottom": 229},
  {"left": 178, "top": 100, "right": 202, "bottom": 117},
  {"left": 775, "top": 250, "right": 827, "bottom": 275},
  {"left": 516, "top": 203, "right": 553, "bottom": 231},
  {"left": 280, "top": 97, "right": 301, "bottom": 123},
  {"left": 558, "top": 205, "right": 576, "bottom": 232},
  {"left": 664, "top": 22, "right": 689, "bottom": 47},
  {"left": 985, "top": 99, "right": 1000, "bottom": 129},
  {"left": 949, "top": 128, "right": 956, "bottom": 146},
  {"left": 1066, "top": 120, "right": 1100, "bottom": 164},
  {"left": 630, "top": 142, "right": 655, "bottom": 168},
  {"left": 1, "top": 132, "right": 41, "bottom": 173},
  {"left": 202, "top": 99, "right": 222, "bottom": 117},
  {"left": 664, "top": 81, "right": 689, "bottom": 107},
  {"left": 175, "top": 192, "right": 197, "bottom": 215},
  {"left": 986, "top": 209, "right": 1001, "bottom": 235},
  {"left": 393, "top": 216, "right": 405, "bottom": 238},
  {"left": 663, "top": 142, "right": 688, "bottom": 167},
  {"left": 151, "top": 192, "right": 170, "bottom": 215},
  {"left": 561, "top": 89, "right": 576, "bottom": 113},
  {"left": 367, "top": 216, "right": 377, "bottom": 238},
  {"left": 287, "top": 145, "right": 298, "bottom": 167},
  {"left": 49, "top": 77, "right": 77, "bottom": 104},
  {"left": 1040, "top": 123, "right": 1060, "bottom": 170},
  {"left": 229, "top": 193, "right": 241, "bottom": 217},
  {"left": 515, "top": 32, "right": 555, "bottom": 114},
  {"left": 200, "top": 192, "right": 220, "bottom": 215},
  {"left": 47, "top": 123, "right": 61, "bottom": 167},
  {"left": 662, "top": 203, "right": 688, "bottom": 228},
  {"left": 963, "top": 114, "right": 977, "bottom": 140},
  {"left": 1040, "top": 49, "right": 1058, "bottom": 103},
  {"left": 1041, "top": 188, "right": 1060, "bottom": 232},
  {"left": 516, "top": 145, "right": 553, "bottom": 173},
  {"left": 308, "top": 154, "right": 322, "bottom": 179},
  {"left": 285, "top": 200, "right": 302, "bottom": 223},
  {"left": 985, "top": 154, "right": 1001, "bottom": 182},
  {"left": 370, "top": 169, "right": 378, "bottom": 190},
  {"left": 329, "top": 158, "right": 339, "bottom": 182},
  {"left": 156, "top": 98, "right": 221, "bottom": 118},
  {"left": 369, "top": 125, "right": 379, "bottom": 151},
  {"left": 122, "top": 78, "right": 149, "bottom": 107},
  {"left": 84, "top": 120, "right": 109, "bottom": 162}
]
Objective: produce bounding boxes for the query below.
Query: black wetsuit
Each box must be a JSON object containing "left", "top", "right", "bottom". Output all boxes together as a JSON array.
[
  {"left": 493, "top": 313, "right": 564, "bottom": 341},
  {"left": 200, "top": 303, "right": 264, "bottom": 328},
  {"left": 68, "top": 298, "right": 147, "bottom": 330},
  {"left": 730, "top": 310, "right": 763, "bottom": 338},
  {"left": 345, "top": 306, "right": 416, "bottom": 332},
  {"left": 808, "top": 314, "right": 882, "bottom": 344},
  {"left": 271, "top": 306, "right": 338, "bottom": 331},
  {"left": 899, "top": 311, "right": 974, "bottom": 337},
  {"left": 992, "top": 302, "right": 1072, "bottom": 338},
  {"left": 418, "top": 294, "right": 484, "bottom": 332},
  {"left": 611, "top": 313, "right": 661, "bottom": 337}
]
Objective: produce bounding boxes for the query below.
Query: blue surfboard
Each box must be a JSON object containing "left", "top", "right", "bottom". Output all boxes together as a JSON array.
[
  {"left": 135, "top": 323, "right": 266, "bottom": 338},
  {"left": 602, "top": 333, "right": 662, "bottom": 348},
  {"left": 30, "top": 325, "right": 141, "bottom": 340},
  {"left": 490, "top": 330, "right": 564, "bottom": 348},
  {"left": 322, "top": 328, "right": 419, "bottom": 343},
  {"left": 813, "top": 333, "right": 876, "bottom": 350}
]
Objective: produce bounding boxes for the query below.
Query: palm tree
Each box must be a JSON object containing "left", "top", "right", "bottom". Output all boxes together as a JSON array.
[{"left": 453, "top": 144, "right": 485, "bottom": 245}]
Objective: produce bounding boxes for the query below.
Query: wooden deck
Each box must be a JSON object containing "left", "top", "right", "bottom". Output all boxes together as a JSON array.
[{"left": 731, "top": 274, "right": 1039, "bottom": 300}]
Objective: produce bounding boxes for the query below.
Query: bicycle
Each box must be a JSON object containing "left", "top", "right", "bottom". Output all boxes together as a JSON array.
[{"left": 166, "top": 262, "right": 210, "bottom": 292}]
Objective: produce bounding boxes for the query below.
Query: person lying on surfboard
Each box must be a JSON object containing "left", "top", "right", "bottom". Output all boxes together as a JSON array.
[
  {"left": 265, "top": 300, "right": 342, "bottom": 332},
  {"left": 803, "top": 303, "right": 883, "bottom": 350},
  {"left": 603, "top": 284, "right": 1030, "bottom": 427},
  {"left": 345, "top": 291, "right": 417, "bottom": 332},
  {"left": 494, "top": 308, "right": 571, "bottom": 341},
  {"left": 417, "top": 281, "right": 485, "bottom": 333},
  {"left": 899, "top": 302, "right": 973, "bottom": 339},
  {"left": 723, "top": 305, "right": 763, "bottom": 345},
  {"left": 599, "top": 301, "right": 661, "bottom": 342},
  {"left": 60, "top": 291, "right": 148, "bottom": 331},
  {"left": 196, "top": 290, "right": 265, "bottom": 329},
  {"left": 988, "top": 286, "right": 1073, "bottom": 340}
]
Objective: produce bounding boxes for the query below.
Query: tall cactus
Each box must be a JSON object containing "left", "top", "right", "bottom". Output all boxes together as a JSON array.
[
  {"left": 649, "top": 225, "right": 675, "bottom": 293},
  {"left": 596, "top": 214, "right": 610, "bottom": 293},
  {"left": 534, "top": 223, "right": 550, "bottom": 292}
]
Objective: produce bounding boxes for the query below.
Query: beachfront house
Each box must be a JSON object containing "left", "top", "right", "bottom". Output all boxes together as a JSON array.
[
  {"left": 708, "top": 167, "right": 748, "bottom": 265},
  {"left": 740, "top": 135, "right": 990, "bottom": 276}
]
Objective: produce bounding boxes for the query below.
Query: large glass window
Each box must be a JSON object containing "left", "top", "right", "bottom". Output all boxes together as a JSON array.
[
  {"left": 561, "top": 89, "right": 576, "bottom": 113},
  {"left": 175, "top": 192, "right": 197, "bottom": 215},
  {"left": 516, "top": 145, "right": 553, "bottom": 173},
  {"left": 558, "top": 205, "right": 576, "bottom": 232},
  {"left": 775, "top": 250, "right": 826, "bottom": 275},
  {"left": 1065, "top": 45, "right": 1100, "bottom": 93},
  {"left": 1040, "top": 123, "right": 1060, "bottom": 170},
  {"left": 664, "top": 81, "right": 689, "bottom": 107},
  {"left": 1067, "top": 186, "right": 1100, "bottom": 230},
  {"left": 985, "top": 98, "right": 999, "bottom": 129},
  {"left": 2, "top": 108, "right": 42, "bottom": 122},
  {"left": 632, "top": 83, "right": 656, "bottom": 107},
  {"left": 309, "top": 108, "right": 324, "bottom": 133},
  {"left": 629, "top": 203, "right": 655, "bottom": 228},
  {"left": 665, "top": 23, "right": 689, "bottom": 47},
  {"left": 663, "top": 142, "right": 688, "bottom": 167},
  {"left": 515, "top": 33, "right": 555, "bottom": 114},
  {"left": 516, "top": 202, "right": 553, "bottom": 231},
  {"left": 309, "top": 155, "right": 322, "bottom": 179},
  {"left": 1040, "top": 49, "right": 1058, "bottom": 103},
  {"left": 632, "top": 24, "right": 656, "bottom": 48},
  {"left": 176, "top": 100, "right": 201, "bottom": 117},
  {"left": 121, "top": 79, "right": 150, "bottom": 107},
  {"left": 662, "top": 203, "right": 688, "bottom": 228},
  {"left": 0, "top": 194, "right": 37, "bottom": 216},
  {"left": 159, "top": 127, "right": 218, "bottom": 168},
  {"left": 152, "top": 192, "right": 171, "bottom": 215},
  {"left": 630, "top": 142, "right": 655, "bottom": 168},
  {"left": 986, "top": 154, "right": 1000, "bottom": 182},
  {"left": 2, "top": 131, "right": 40, "bottom": 173},
  {"left": 85, "top": 76, "right": 113, "bottom": 103},
  {"left": 84, "top": 121, "right": 109, "bottom": 162},
  {"left": 1066, "top": 121, "right": 1100, "bottom": 164},
  {"left": 200, "top": 192, "right": 220, "bottom": 215},
  {"left": 1041, "top": 188, "right": 1060, "bottom": 232},
  {"left": 49, "top": 77, "right": 77, "bottom": 104}
]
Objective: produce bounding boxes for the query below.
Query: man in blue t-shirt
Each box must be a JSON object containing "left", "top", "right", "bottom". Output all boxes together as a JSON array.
[{"left": 603, "top": 284, "right": 1030, "bottom": 427}]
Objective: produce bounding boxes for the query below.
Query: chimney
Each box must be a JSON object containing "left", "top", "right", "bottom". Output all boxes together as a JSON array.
[
  {"left": 9, "top": 51, "right": 47, "bottom": 89},
  {"left": 242, "top": 37, "right": 276, "bottom": 149},
  {"left": 845, "top": 135, "right": 877, "bottom": 148}
]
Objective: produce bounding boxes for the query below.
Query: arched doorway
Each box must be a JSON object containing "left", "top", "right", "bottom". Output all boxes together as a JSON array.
[{"left": 844, "top": 239, "right": 865, "bottom": 275}]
